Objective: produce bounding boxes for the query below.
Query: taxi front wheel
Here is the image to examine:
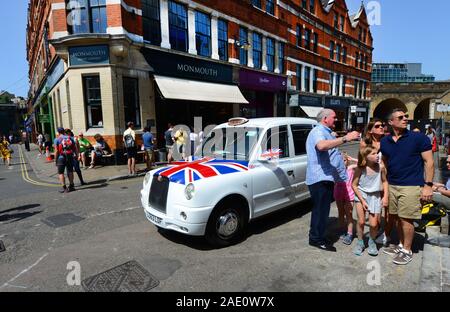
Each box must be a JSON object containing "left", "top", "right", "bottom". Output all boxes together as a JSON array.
[{"left": 205, "top": 204, "right": 247, "bottom": 248}]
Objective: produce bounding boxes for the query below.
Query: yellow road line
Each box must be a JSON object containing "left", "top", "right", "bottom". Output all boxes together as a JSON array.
[{"left": 18, "top": 146, "right": 59, "bottom": 187}]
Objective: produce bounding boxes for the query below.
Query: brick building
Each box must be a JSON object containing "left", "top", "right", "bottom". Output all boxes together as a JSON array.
[{"left": 26, "top": 0, "right": 373, "bottom": 154}]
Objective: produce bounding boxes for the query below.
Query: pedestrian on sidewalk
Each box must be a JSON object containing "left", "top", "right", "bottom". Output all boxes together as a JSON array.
[
  {"left": 0, "top": 136, "right": 12, "bottom": 167},
  {"left": 66, "top": 129, "right": 86, "bottom": 186},
  {"left": 352, "top": 145, "right": 388, "bottom": 257},
  {"left": 123, "top": 122, "right": 137, "bottom": 176},
  {"left": 37, "top": 132, "right": 44, "bottom": 155},
  {"left": 142, "top": 127, "right": 155, "bottom": 171},
  {"left": 381, "top": 108, "right": 434, "bottom": 265},
  {"left": 77, "top": 132, "right": 92, "bottom": 169},
  {"left": 165, "top": 123, "right": 174, "bottom": 163},
  {"left": 306, "top": 109, "right": 360, "bottom": 252},
  {"left": 54, "top": 127, "right": 76, "bottom": 193},
  {"left": 334, "top": 152, "right": 357, "bottom": 246}
]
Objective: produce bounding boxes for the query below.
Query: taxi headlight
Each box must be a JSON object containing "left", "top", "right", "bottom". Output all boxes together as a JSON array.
[
  {"left": 144, "top": 172, "right": 152, "bottom": 185},
  {"left": 184, "top": 183, "right": 195, "bottom": 200}
]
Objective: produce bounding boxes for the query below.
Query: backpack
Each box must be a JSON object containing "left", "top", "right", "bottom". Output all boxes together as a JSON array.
[
  {"left": 124, "top": 133, "right": 135, "bottom": 148},
  {"left": 58, "top": 136, "right": 74, "bottom": 156},
  {"left": 414, "top": 202, "right": 447, "bottom": 232}
]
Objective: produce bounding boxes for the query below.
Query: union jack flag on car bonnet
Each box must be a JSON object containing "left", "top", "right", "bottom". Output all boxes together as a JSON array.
[{"left": 154, "top": 157, "right": 249, "bottom": 185}]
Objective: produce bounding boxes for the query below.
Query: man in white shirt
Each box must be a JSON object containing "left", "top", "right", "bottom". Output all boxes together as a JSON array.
[{"left": 123, "top": 122, "right": 137, "bottom": 175}]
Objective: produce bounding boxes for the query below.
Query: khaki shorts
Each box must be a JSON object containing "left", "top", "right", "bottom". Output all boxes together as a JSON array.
[
  {"left": 389, "top": 185, "right": 422, "bottom": 220},
  {"left": 145, "top": 149, "right": 154, "bottom": 163}
]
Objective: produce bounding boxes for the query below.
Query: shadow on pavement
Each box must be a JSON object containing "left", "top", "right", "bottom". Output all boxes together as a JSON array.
[
  {"left": 77, "top": 183, "right": 109, "bottom": 191},
  {"left": 0, "top": 204, "right": 41, "bottom": 215},
  {"left": 0, "top": 211, "right": 42, "bottom": 223}
]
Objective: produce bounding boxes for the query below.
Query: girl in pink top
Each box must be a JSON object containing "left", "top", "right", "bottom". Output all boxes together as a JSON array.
[{"left": 334, "top": 152, "right": 357, "bottom": 245}]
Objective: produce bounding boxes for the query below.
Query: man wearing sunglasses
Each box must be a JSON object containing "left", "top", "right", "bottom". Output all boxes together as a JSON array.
[{"left": 380, "top": 108, "right": 434, "bottom": 265}]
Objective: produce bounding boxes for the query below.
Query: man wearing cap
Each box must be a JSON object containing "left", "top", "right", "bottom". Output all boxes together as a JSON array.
[{"left": 54, "top": 127, "right": 76, "bottom": 193}]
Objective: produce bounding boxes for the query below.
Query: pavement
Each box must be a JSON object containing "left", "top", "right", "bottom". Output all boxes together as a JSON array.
[
  {"left": 0, "top": 142, "right": 448, "bottom": 292},
  {"left": 22, "top": 143, "right": 150, "bottom": 184}
]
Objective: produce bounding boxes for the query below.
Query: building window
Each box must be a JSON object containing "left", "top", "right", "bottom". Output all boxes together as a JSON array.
[
  {"left": 313, "top": 69, "right": 317, "bottom": 93},
  {"left": 66, "top": 0, "right": 107, "bottom": 34},
  {"left": 218, "top": 19, "right": 228, "bottom": 61},
  {"left": 354, "top": 79, "right": 358, "bottom": 98},
  {"left": 252, "top": 0, "right": 261, "bottom": 9},
  {"left": 195, "top": 11, "right": 211, "bottom": 57},
  {"left": 169, "top": 1, "right": 188, "bottom": 52},
  {"left": 266, "top": 38, "right": 275, "bottom": 72},
  {"left": 304, "top": 66, "right": 311, "bottom": 92},
  {"left": 296, "top": 25, "right": 302, "bottom": 47},
  {"left": 278, "top": 42, "right": 285, "bottom": 73},
  {"left": 312, "top": 33, "right": 318, "bottom": 53},
  {"left": 343, "top": 46, "right": 347, "bottom": 64},
  {"left": 330, "top": 41, "right": 335, "bottom": 60},
  {"left": 304, "top": 29, "right": 311, "bottom": 50},
  {"left": 358, "top": 27, "right": 363, "bottom": 41},
  {"left": 360, "top": 54, "right": 364, "bottom": 69},
  {"left": 296, "top": 64, "right": 302, "bottom": 90},
  {"left": 355, "top": 53, "right": 359, "bottom": 68},
  {"left": 302, "top": 0, "right": 307, "bottom": 9},
  {"left": 334, "top": 13, "right": 338, "bottom": 29},
  {"left": 336, "top": 45, "right": 341, "bottom": 62},
  {"left": 340, "top": 15, "right": 345, "bottom": 32},
  {"left": 83, "top": 75, "right": 103, "bottom": 128},
  {"left": 123, "top": 77, "right": 141, "bottom": 128},
  {"left": 252, "top": 33, "right": 262, "bottom": 69},
  {"left": 342, "top": 76, "right": 347, "bottom": 96},
  {"left": 239, "top": 27, "right": 248, "bottom": 66},
  {"left": 309, "top": 0, "right": 315, "bottom": 13},
  {"left": 363, "top": 81, "right": 367, "bottom": 99},
  {"left": 336, "top": 74, "right": 341, "bottom": 96},
  {"left": 266, "top": 0, "right": 275, "bottom": 15},
  {"left": 364, "top": 55, "right": 368, "bottom": 70},
  {"left": 330, "top": 73, "right": 334, "bottom": 95},
  {"left": 142, "top": 0, "right": 161, "bottom": 45}
]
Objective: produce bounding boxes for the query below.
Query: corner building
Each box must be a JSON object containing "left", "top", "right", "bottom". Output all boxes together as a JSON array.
[{"left": 26, "top": 0, "right": 373, "bottom": 155}]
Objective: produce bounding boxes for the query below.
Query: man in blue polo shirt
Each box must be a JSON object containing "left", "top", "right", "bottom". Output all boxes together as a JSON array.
[
  {"left": 381, "top": 108, "right": 434, "bottom": 265},
  {"left": 306, "top": 109, "right": 360, "bottom": 252}
]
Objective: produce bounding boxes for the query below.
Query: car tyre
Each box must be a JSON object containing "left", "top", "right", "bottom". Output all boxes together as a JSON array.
[{"left": 205, "top": 203, "right": 247, "bottom": 248}]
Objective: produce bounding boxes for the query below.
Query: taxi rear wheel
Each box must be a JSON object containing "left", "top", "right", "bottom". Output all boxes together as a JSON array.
[{"left": 205, "top": 204, "right": 247, "bottom": 248}]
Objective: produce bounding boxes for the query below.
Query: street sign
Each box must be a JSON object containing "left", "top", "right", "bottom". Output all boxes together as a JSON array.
[
  {"left": 351, "top": 106, "right": 357, "bottom": 113},
  {"left": 39, "top": 114, "right": 51, "bottom": 123}
]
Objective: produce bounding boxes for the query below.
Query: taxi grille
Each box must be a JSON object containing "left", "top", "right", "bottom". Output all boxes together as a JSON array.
[{"left": 148, "top": 176, "right": 169, "bottom": 213}]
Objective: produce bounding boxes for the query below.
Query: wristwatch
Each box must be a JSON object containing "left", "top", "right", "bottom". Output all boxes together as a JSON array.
[
  {"left": 425, "top": 182, "right": 433, "bottom": 187},
  {"left": 342, "top": 136, "right": 348, "bottom": 143}
]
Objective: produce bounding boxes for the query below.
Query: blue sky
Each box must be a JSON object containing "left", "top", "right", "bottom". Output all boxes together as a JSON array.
[{"left": 0, "top": 0, "right": 449, "bottom": 98}]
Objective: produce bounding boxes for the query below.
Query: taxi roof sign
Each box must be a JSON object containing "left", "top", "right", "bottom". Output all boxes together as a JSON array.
[{"left": 228, "top": 117, "right": 249, "bottom": 126}]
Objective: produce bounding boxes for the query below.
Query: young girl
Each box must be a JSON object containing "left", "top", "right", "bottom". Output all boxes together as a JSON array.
[
  {"left": 334, "top": 152, "right": 357, "bottom": 245},
  {"left": 352, "top": 145, "right": 388, "bottom": 256}
]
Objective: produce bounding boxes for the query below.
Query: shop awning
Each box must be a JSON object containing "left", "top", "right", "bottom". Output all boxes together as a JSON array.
[
  {"left": 154, "top": 75, "right": 249, "bottom": 104},
  {"left": 300, "top": 106, "right": 323, "bottom": 118}
]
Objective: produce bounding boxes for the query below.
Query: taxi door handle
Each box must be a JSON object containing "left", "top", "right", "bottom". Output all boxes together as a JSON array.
[{"left": 287, "top": 170, "right": 294, "bottom": 176}]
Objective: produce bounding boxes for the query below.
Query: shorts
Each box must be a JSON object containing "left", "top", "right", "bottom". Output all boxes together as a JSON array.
[
  {"left": 145, "top": 148, "right": 154, "bottom": 162},
  {"left": 389, "top": 185, "right": 422, "bottom": 220},
  {"left": 126, "top": 147, "right": 137, "bottom": 159},
  {"left": 355, "top": 190, "right": 382, "bottom": 214},
  {"left": 333, "top": 182, "right": 354, "bottom": 202},
  {"left": 56, "top": 155, "right": 74, "bottom": 175}
]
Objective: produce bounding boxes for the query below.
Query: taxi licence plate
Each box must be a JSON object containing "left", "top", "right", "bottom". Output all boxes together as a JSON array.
[{"left": 146, "top": 211, "right": 162, "bottom": 224}]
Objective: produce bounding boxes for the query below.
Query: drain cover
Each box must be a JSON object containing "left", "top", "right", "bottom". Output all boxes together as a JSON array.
[
  {"left": 42, "top": 213, "right": 85, "bottom": 228},
  {"left": 0, "top": 240, "right": 5, "bottom": 252},
  {"left": 82, "top": 260, "right": 159, "bottom": 292}
]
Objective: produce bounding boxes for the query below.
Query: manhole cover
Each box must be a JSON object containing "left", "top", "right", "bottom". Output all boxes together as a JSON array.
[
  {"left": 82, "top": 260, "right": 159, "bottom": 292},
  {"left": 42, "top": 213, "right": 85, "bottom": 228},
  {"left": 0, "top": 240, "right": 5, "bottom": 252}
]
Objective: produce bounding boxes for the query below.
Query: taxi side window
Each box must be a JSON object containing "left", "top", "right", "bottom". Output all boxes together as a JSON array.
[
  {"left": 291, "top": 124, "right": 312, "bottom": 156},
  {"left": 262, "top": 125, "right": 290, "bottom": 158}
]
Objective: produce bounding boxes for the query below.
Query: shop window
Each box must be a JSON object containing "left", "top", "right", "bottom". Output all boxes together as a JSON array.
[
  {"left": 66, "top": 0, "right": 107, "bottom": 34},
  {"left": 142, "top": 0, "right": 161, "bottom": 46},
  {"left": 195, "top": 11, "right": 211, "bottom": 57},
  {"left": 83, "top": 75, "right": 103, "bottom": 128},
  {"left": 169, "top": 1, "right": 188, "bottom": 52},
  {"left": 123, "top": 77, "right": 141, "bottom": 128},
  {"left": 266, "top": 38, "right": 275, "bottom": 72},
  {"left": 291, "top": 125, "right": 311, "bottom": 156},
  {"left": 218, "top": 19, "right": 228, "bottom": 61},
  {"left": 239, "top": 27, "right": 248, "bottom": 65},
  {"left": 252, "top": 33, "right": 262, "bottom": 69}
]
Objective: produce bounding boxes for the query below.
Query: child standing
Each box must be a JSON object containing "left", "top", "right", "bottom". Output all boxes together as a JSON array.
[
  {"left": 334, "top": 152, "right": 357, "bottom": 245},
  {"left": 352, "top": 145, "right": 388, "bottom": 256}
]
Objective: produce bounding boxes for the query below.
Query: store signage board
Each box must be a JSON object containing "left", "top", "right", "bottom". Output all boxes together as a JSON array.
[{"left": 69, "top": 45, "right": 110, "bottom": 66}]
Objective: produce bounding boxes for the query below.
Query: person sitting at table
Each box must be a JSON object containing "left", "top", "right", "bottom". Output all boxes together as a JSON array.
[{"left": 89, "top": 134, "right": 109, "bottom": 169}]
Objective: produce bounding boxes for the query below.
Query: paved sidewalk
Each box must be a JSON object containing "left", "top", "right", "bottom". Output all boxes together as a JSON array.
[{"left": 20, "top": 143, "right": 151, "bottom": 184}]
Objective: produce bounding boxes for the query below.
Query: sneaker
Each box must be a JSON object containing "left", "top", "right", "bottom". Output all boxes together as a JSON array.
[
  {"left": 89, "top": 164, "right": 94, "bottom": 169},
  {"left": 59, "top": 187, "right": 67, "bottom": 194},
  {"left": 353, "top": 240, "right": 365, "bottom": 256},
  {"left": 382, "top": 244, "right": 402, "bottom": 257},
  {"left": 393, "top": 250, "right": 413, "bottom": 265},
  {"left": 375, "top": 233, "right": 385, "bottom": 245},
  {"left": 68, "top": 184, "right": 75, "bottom": 192},
  {"left": 368, "top": 238, "right": 378, "bottom": 256},
  {"left": 342, "top": 233, "right": 353, "bottom": 245}
]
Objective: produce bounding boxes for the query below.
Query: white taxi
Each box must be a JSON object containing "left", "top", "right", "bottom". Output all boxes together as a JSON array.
[{"left": 141, "top": 117, "right": 316, "bottom": 247}]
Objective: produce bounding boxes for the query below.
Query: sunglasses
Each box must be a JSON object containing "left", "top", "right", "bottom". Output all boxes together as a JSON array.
[
  {"left": 394, "top": 114, "right": 409, "bottom": 121},
  {"left": 373, "top": 124, "right": 385, "bottom": 129}
]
